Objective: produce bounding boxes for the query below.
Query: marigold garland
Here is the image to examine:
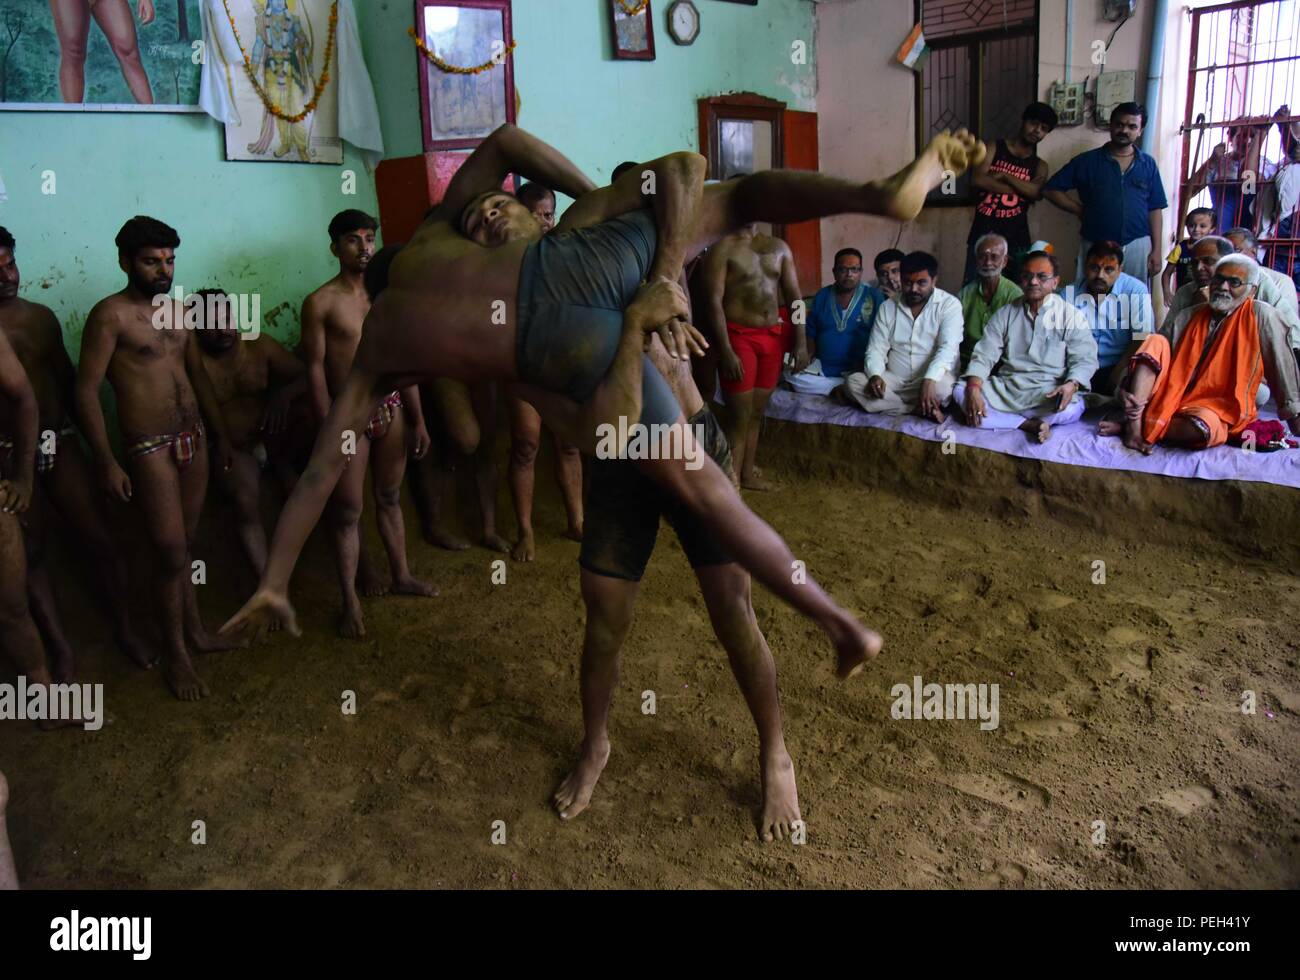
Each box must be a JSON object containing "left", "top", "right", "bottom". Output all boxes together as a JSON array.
[
  {"left": 617, "top": 0, "right": 650, "bottom": 15},
  {"left": 222, "top": 0, "right": 339, "bottom": 124},
  {"left": 407, "top": 26, "right": 517, "bottom": 74}
]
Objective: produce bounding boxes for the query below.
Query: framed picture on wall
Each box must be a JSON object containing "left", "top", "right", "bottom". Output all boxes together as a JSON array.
[
  {"left": 714, "top": 1, "right": 758, "bottom": 5},
  {"left": 416, "top": 0, "right": 517, "bottom": 152},
  {"left": 609, "top": 1, "right": 655, "bottom": 61},
  {"left": 0, "top": 0, "right": 205, "bottom": 112}
]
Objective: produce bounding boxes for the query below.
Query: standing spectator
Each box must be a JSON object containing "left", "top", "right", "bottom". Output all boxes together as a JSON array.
[{"left": 1043, "top": 102, "right": 1168, "bottom": 284}]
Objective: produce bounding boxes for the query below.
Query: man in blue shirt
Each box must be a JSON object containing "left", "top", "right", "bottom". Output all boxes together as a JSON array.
[
  {"left": 787, "top": 247, "right": 882, "bottom": 394},
  {"left": 1065, "top": 240, "right": 1154, "bottom": 395},
  {"left": 1044, "top": 102, "right": 1168, "bottom": 286}
]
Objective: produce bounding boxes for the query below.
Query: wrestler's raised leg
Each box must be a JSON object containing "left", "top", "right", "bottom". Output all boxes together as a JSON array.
[
  {"left": 0, "top": 770, "right": 15, "bottom": 889},
  {"left": 689, "top": 131, "right": 985, "bottom": 253},
  {"left": 471, "top": 381, "right": 509, "bottom": 553},
  {"left": 43, "top": 442, "right": 153, "bottom": 667},
  {"left": 329, "top": 432, "right": 373, "bottom": 639},
  {"left": 634, "top": 436, "right": 880, "bottom": 679},
  {"left": 129, "top": 452, "right": 208, "bottom": 699},
  {"left": 369, "top": 408, "right": 436, "bottom": 597},
  {"left": 90, "top": 0, "right": 154, "bottom": 105},
  {"left": 49, "top": 0, "right": 92, "bottom": 104},
  {"left": 552, "top": 570, "right": 638, "bottom": 820},
  {"left": 696, "top": 562, "right": 799, "bottom": 842}
]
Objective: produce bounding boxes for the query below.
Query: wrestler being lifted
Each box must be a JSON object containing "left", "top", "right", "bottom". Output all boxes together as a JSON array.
[
  {"left": 0, "top": 226, "right": 150, "bottom": 677},
  {"left": 77, "top": 216, "right": 241, "bottom": 702},
  {"left": 223, "top": 124, "right": 985, "bottom": 680},
  {"left": 301, "top": 211, "right": 435, "bottom": 639},
  {"left": 193, "top": 288, "right": 308, "bottom": 579}
]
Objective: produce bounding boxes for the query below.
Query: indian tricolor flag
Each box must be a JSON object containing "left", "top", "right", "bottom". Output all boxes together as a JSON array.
[{"left": 896, "top": 24, "right": 929, "bottom": 71}]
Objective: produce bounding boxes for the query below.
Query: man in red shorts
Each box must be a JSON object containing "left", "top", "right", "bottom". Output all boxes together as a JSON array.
[{"left": 698, "top": 219, "right": 807, "bottom": 489}]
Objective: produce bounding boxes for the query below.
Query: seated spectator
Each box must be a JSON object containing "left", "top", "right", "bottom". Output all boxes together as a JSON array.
[
  {"left": 788, "top": 247, "right": 882, "bottom": 395},
  {"left": 1163, "top": 235, "right": 1237, "bottom": 328},
  {"left": 840, "top": 251, "right": 961, "bottom": 421},
  {"left": 958, "top": 233, "right": 1022, "bottom": 364},
  {"left": 953, "top": 252, "right": 1098, "bottom": 443},
  {"left": 1070, "top": 240, "right": 1154, "bottom": 395},
  {"left": 1100, "top": 253, "right": 1300, "bottom": 453},
  {"left": 872, "top": 248, "right": 904, "bottom": 301},
  {"left": 1224, "top": 227, "right": 1300, "bottom": 350},
  {"left": 1161, "top": 207, "right": 1215, "bottom": 307}
]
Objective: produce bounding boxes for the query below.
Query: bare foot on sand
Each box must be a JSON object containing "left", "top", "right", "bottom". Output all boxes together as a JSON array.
[
  {"left": 338, "top": 603, "right": 366, "bottom": 640},
  {"left": 1020, "top": 418, "right": 1052, "bottom": 443},
  {"left": 834, "top": 620, "right": 884, "bottom": 680},
  {"left": 482, "top": 531, "right": 511, "bottom": 554},
  {"left": 874, "top": 129, "right": 986, "bottom": 222},
  {"left": 758, "top": 748, "right": 801, "bottom": 843},
  {"left": 562, "top": 522, "right": 583, "bottom": 543},
  {"left": 423, "top": 524, "right": 471, "bottom": 551},
  {"left": 393, "top": 574, "right": 438, "bottom": 598},
  {"left": 189, "top": 627, "right": 246, "bottom": 653},
  {"left": 163, "top": 652, "right": 209, "bottom": 702},
  {"left": 356, "top": 562, "right": 389, "bottom": 598},
  {"left": 117, "top": 629, "right": 159, "bottom": 670},
  {"left": 511, "top": 530, "right": 535, "bottom": 562},
  {"left": 742, "top": 469, "right": 777, "bottom": 491},
  {"left": 552, "top": 737, "right": 611, "bottom": 821}
]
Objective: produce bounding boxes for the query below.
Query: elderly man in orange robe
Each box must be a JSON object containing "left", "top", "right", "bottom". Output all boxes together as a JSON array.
[{"left": 1102, "top": 253, "right": 1300, "bottom": 453}]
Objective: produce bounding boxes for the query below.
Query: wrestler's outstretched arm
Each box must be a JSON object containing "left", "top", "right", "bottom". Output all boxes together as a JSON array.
[{"left": 220, "top": 367, "right": 383, "bottom": 639}]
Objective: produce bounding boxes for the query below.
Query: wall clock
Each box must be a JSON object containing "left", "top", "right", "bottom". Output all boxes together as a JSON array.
[{"left": 668, "top": 1, "right": 700, "bottom": 46}]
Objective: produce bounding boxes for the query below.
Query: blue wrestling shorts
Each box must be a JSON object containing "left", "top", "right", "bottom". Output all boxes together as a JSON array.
[{"left": 515, "top": 209, "right": 682, "bottom": 427}]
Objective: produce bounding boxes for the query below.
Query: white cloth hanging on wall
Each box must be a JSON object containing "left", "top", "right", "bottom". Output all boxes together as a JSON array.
[{"left": 199, "top": 0, "right": 384, "bottom": 169}]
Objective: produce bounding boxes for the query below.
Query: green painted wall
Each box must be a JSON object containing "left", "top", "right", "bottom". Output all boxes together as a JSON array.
[{"left": 0, "top": 0, "right": 815, "bottom": 357}]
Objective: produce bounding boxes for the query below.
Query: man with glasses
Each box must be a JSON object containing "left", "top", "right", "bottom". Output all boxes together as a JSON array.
[
  {"left": 1101, "top": 253, "right": 1300, "bottom": 453},
  {"left": 953, "top": 252, "right": 1098, "bottom": 443},
  {"left": 788, "top": 247, "right": 881, "bottom": 396}
]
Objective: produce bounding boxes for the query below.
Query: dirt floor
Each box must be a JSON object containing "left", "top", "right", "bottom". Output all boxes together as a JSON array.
[{"left": 2, "top": 439, "right": 1299, "bottom": 889}]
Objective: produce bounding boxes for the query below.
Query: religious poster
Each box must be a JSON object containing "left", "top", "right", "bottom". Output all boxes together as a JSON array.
[
  {"left": 218, "top": 0, "right": 342, "bottom": 164},
  {"left": 0, "top": 0, "right": 204, "bottom": 111}
]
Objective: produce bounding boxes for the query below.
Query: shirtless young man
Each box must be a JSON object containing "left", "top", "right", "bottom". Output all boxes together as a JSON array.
[
  {"left": 300, "top": 210, "right": 435, "bottom": 639},
  {"left": 224, "top": 124, "right": 985, "bottom": 680},
  {"left": 194, "top": 289, "right": 307, "bottom": 578},
  {"left": 699, "top": 221, "right": 808, "bottom": 490},
  {"left": 76, "top": 216, "right": 239, "bottom": 702},
  {"left": 0, "top": 227, "right": 149, "bottom": 676}
]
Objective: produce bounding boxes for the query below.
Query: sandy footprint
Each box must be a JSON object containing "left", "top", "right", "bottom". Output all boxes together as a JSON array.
[
  {"left": 1003, "top": 718, "right": 1082, "bottom": 745},
  {"left": 949, "top": 772, "right": 1050, "bottom": 812},
  {"left": 1150, "top": 784, "right": 1215, "bottom": 816}
]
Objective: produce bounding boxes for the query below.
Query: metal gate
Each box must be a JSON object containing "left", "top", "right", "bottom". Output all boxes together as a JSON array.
[{"left": 1178, "top": 0, "right": 1300, "bottom": 284}]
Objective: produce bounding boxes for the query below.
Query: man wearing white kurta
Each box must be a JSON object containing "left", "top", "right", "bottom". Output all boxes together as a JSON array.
[
  {"left": 841, "top": 252, "right": 962, "bottom": 421},
  {"left": 953, "top": 252, "right": 1099, "bottom": 442}
]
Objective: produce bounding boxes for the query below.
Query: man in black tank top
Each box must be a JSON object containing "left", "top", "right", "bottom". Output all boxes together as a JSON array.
[{"left": 964, "top": 102, "right": 1058, "bottom": 286}]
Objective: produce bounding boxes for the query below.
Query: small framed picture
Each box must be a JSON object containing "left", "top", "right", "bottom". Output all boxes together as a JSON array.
[
  {"left": 609, "top": 0, "right": 656, "bottom": 61},
  {"left": 416, "top": 0, "right": 517, "bottom": 152}
]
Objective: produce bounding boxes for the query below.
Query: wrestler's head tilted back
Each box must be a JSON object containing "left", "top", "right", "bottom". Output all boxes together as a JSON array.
[{"left": 459, "top": 189, "right": 544, "bottom": 248}]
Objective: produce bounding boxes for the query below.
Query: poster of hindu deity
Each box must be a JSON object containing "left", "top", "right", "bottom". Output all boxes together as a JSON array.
[{"left": 219, "top": 0, "right": 341, "bottom": 164}]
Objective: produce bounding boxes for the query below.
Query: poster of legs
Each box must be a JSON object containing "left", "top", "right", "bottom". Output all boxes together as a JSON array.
[
  {"left": 0, "top": 0, "right": 203, "bottom": 110},
  {"left": 218, "top": 0, "right": 342, "bottom": 164}
]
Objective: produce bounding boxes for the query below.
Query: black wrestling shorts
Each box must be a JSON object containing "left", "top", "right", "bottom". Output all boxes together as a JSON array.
[{"left": 579, "top": 406, "right": 734, "bottom": 582}]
